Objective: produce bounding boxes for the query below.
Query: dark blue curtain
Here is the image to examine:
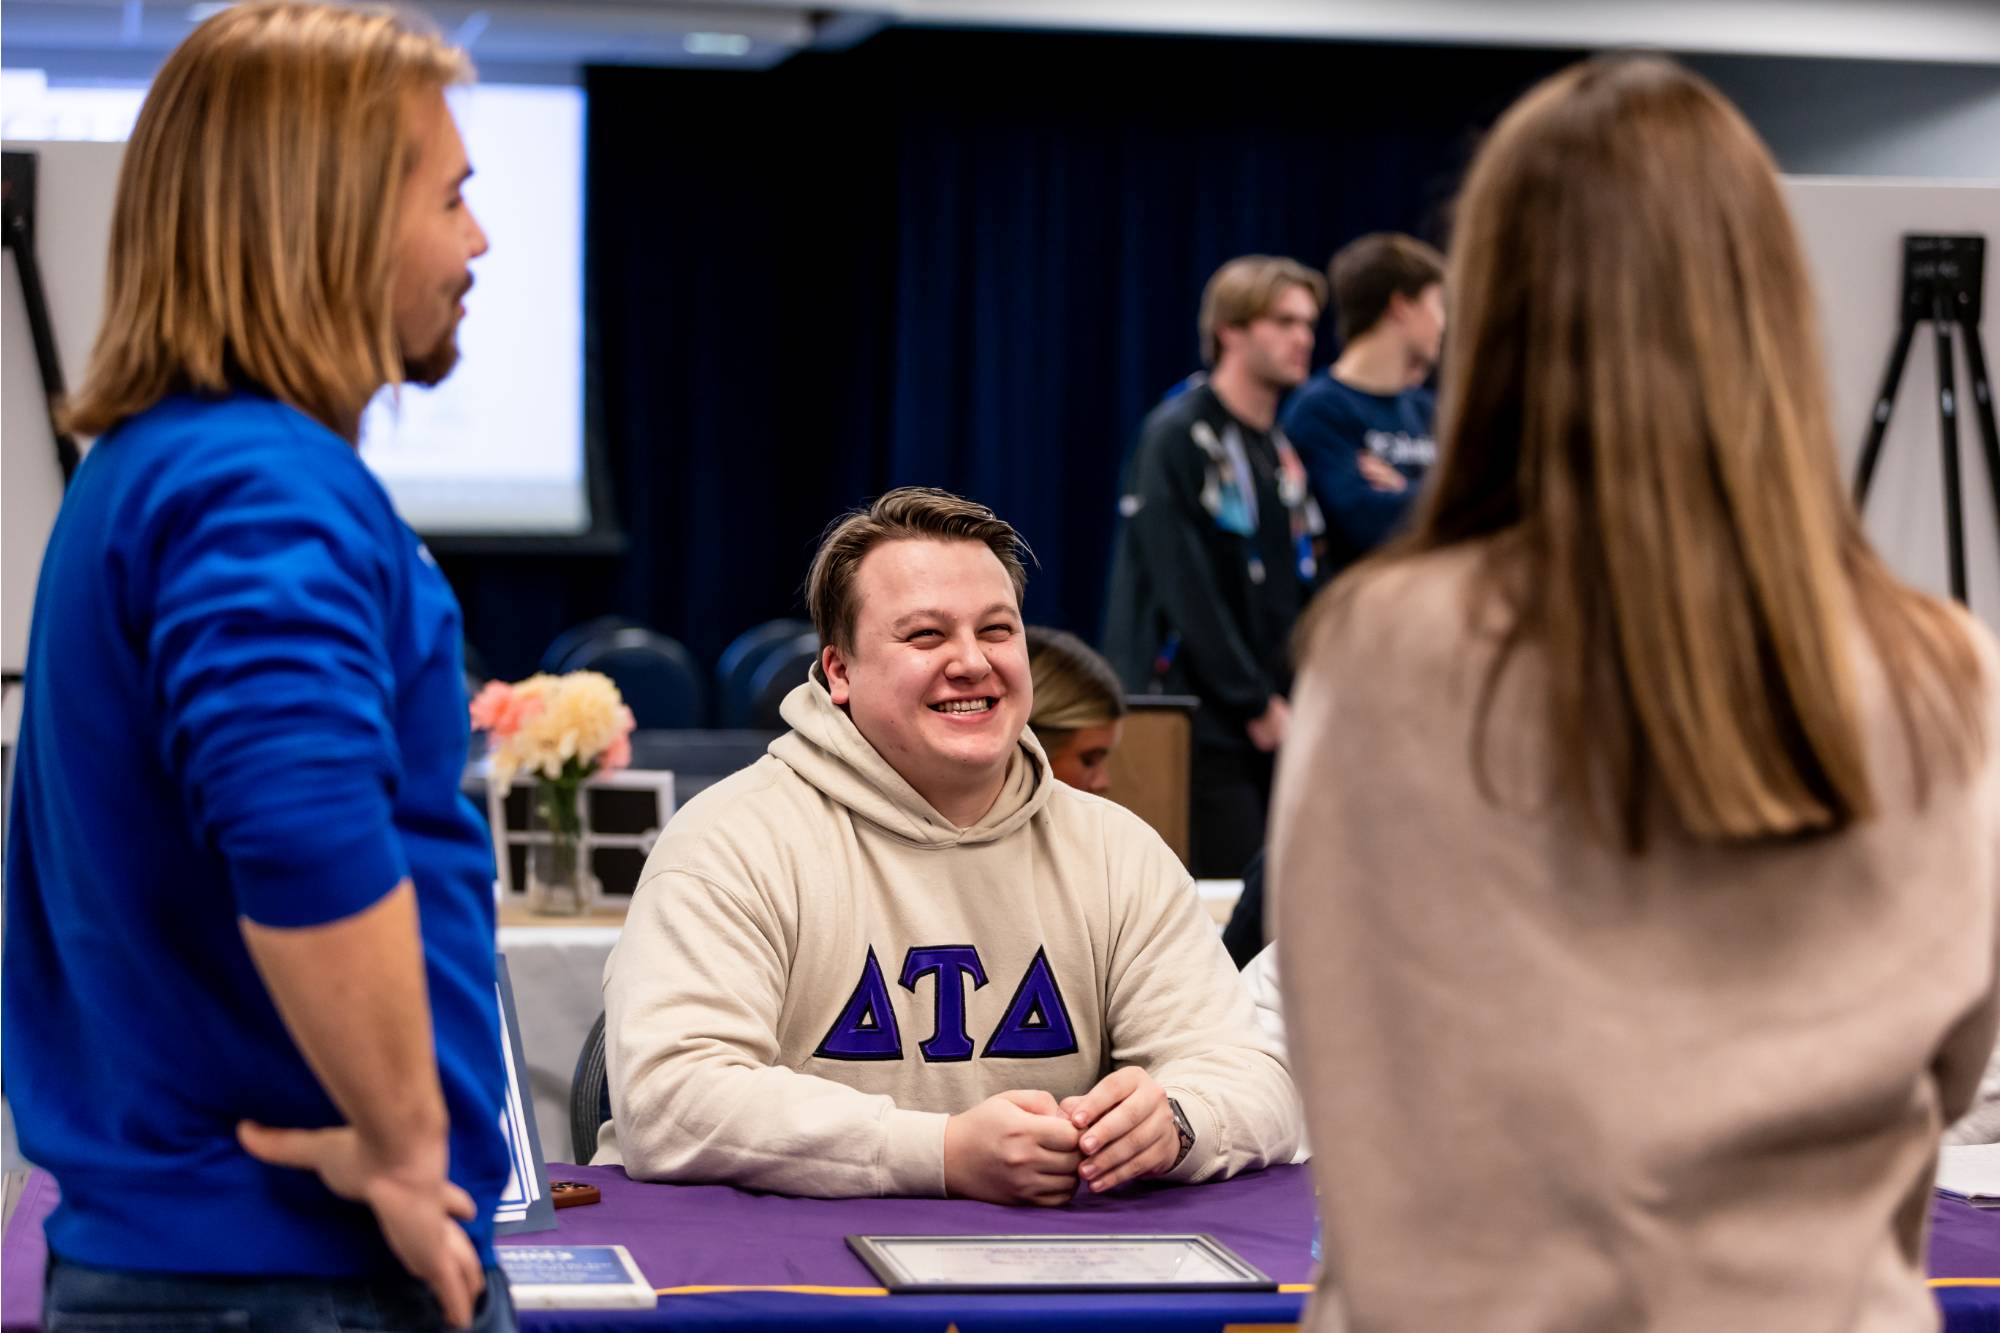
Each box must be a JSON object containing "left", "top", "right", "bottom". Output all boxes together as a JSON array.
[{"left": 440, "top": 27, "right": 1577, "bottom": 685}]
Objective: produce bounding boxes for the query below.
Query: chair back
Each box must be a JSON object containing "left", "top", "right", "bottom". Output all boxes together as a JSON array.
[
  {"left": 569, "top": 1011, "right": 611, "bottom": 1165},
  {"left": 540, "top": 615, "right": 642, "bottom": 675},
  {"left": 715, "top": 619, "right": 812, "bottom": 727},
  {"left": 566, "top": 628, "right": 709, "bottom": 729},
  {"left": 747, "top": 630, "right": 823, "bottom": 730}
]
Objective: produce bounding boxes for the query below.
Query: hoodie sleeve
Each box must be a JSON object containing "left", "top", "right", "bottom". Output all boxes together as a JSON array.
[
  {"left": 601, "top": 864, "right": 949, "bottom": 1197},
  {"left": 1099, "top": 811, "right": 1303, "bottom": 1181}
]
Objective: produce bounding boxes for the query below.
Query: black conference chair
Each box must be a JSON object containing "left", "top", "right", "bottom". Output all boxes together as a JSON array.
[
  {"left": 745, "top": 630, "right": 822, "bottom": 731},
  {"left": 565, "top": 627, "right": 709, "bottom": 729},
  {"left": 539, "top": 615, "right": 642, "bottom": 675},
  {"left": 568, "top": 1011, "right": 611, "bottom": 1165},
  {"left": 714, "top": 619, "right": 812, "bottom": 728}
]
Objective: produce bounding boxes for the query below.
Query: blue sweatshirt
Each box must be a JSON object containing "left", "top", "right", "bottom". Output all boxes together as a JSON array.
[
  {"left": 4, "top": 392, "right": 508, "bottom": 1276},
  {"left": 1281, "top": 373, "right": 1437, "bottom": 561}
]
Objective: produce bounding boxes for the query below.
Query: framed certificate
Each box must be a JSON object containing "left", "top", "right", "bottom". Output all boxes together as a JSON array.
[{"left": 845, "top": 1234, "right": 1275, "bottom": 1293}]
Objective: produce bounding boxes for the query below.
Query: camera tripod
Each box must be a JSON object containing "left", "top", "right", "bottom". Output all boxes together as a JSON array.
[
  {"left": 1852, "top": 234, "right": 1997, "bottom": 604},
  {"left": 2, "top": 150, "right": 81, "bottom": 485}
]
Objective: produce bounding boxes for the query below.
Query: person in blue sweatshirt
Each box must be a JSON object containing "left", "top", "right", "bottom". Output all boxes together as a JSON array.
[
  {"left": 4, "top": 6, "right": 506, "bottom": 1330},
  {"left": 1282, "top": 233, "right": 1447, "bottom": 578}
]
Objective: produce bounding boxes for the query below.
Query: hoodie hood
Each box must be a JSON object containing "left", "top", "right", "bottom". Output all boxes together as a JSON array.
[{"left": 767, "top": 663, "right": 1052, "bottom": 848}]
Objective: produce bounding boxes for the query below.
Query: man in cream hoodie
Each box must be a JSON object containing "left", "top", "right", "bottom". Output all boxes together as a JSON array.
[{"left": 598, "top": 487, "right": 1300, "bottom": 1204}]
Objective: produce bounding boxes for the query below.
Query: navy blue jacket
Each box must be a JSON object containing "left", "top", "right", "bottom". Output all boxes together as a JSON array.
[{"left": 1282, "top": 374, "right": 1436, "bottom": 569}]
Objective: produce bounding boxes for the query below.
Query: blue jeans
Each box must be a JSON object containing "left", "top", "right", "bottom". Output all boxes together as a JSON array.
[{"left": 45, "top": 1256, "right": 517, "bottom": 1333}]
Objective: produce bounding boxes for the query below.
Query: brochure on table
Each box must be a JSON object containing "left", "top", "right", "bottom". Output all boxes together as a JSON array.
[{"left": 497, "top": 1244, "right": 656, "bottom": 1309}]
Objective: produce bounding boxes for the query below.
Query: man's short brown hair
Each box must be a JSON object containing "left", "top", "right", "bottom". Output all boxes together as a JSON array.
[
  {"left": 807, "top": 488, "right": 1033, "bottom": 653},
  {"left": 1328, "top": 233, "right": 1446, "bottom": 344},
  {"left": 1197, "top": 255, "right": 1327, "bottom": 368}
]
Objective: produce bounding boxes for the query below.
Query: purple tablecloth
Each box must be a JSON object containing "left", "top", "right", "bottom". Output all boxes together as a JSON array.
[
  {"left": 501, "top": 1161, "right": 1318, "bottom": 1288},
  {"left": 14, "top": 1165, "right": 2000, "bottom": 1331},
  {"left": 500, "top": 1162, "right": 1320, "bottom": 1331}
]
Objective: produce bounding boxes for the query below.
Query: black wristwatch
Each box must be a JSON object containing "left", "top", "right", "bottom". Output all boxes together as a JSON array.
[{"left": 1167, "top": 1097, "right": 1196, "bottom": 1170}]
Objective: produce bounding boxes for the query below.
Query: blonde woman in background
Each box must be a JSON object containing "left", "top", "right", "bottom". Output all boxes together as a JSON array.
[
  {"left": 1272, "top": 54, "right": 2000, "bottom": 1332},
  {"left": 1026, "top": 627, "right": 1128, "bottom": 794}
]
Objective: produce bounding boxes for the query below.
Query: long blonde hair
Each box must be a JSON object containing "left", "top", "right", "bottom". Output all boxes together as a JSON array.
[
  {"left": 1322, "top": 54, "right": 1984, "bottom": 851},
  {"left": 62, "top": 2, "right": 468, "bottom": 443}
]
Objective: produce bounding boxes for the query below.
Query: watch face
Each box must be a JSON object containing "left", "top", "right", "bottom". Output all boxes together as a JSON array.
[{"left": 1169, "top": 1097, "right": 1195, "bottom": 1166}]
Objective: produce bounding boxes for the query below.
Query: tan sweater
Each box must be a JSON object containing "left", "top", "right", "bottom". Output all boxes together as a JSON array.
[
  {"left": 1272, "top": 545, "right": 2000, "bottom": 1333},
  {"left": 598, "top": 673, "right": 1300, "bottom": 1196}
]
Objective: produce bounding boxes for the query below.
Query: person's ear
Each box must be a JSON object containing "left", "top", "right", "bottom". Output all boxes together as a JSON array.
[{"left": 823, "top": 644, "right": 852, "bottom": 706}]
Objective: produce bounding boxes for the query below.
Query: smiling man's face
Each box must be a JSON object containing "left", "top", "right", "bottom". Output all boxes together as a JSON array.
[{"left": 823, "top": 538, "right": 1033, "bottom": 826}]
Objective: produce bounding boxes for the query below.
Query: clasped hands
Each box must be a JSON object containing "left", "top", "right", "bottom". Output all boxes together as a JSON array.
[{"left": 942, "top": 1066, "right": 1180, "bottom": 1207}]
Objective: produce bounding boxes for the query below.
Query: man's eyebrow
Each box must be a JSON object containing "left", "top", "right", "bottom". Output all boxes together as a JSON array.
[
  {"left": 887, "top": 604, "right": 1018, "bottom": 632},
  {"left": 454, "top": 167, "right": 474, "bottom": 189}
]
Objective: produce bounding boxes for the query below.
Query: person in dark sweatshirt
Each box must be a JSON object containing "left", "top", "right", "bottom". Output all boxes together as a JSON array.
[
  {"left": 1282, "top": 233, "right": 1446, "bottom": 577},
  {"left": 1103, "top": 256, "right": 1326, "bottom": 878},
  {"left": 5, "top": 6, "right": 508, "bottom": 1329}
]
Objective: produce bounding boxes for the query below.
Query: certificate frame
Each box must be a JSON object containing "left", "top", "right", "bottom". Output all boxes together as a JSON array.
[{"left": 845, "top": 1233, "right": 1276, "bottom": 1294}]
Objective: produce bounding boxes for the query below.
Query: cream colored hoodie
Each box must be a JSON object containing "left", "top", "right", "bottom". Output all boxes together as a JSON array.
[{"left": 596, "top": 673, "right": 1301, "bottom": 1196}]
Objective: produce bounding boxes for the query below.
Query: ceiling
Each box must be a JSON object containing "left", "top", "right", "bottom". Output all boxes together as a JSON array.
[{"left": 5, "top": 0, "right": 1999, "bottom": 83}]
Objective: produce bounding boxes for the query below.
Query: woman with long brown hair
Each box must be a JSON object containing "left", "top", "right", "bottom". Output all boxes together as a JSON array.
[{"left": 1272, "top": 54, "right": 2000, "bottom": 1330}]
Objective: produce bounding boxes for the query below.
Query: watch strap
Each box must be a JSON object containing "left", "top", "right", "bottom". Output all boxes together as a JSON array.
[{"left": 1167, "top": 1096, "right": 1196, "bottom": 1170}]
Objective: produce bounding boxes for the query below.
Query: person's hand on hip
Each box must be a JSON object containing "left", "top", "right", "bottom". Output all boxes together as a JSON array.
[{"left": 240, "top": 1120, "right": 485, "bottom": 1329}]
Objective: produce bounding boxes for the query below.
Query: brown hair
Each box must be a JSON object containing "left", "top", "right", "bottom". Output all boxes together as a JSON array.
[
  {"left": 62, "top": 2, "right": 469, "bottom": 443},
  {"left": 807, "top": 488, "right": 1034, "bottom": 652},
  {"left": 1026, "top": 627, "right": 1127, "bottom": 755},
  {"left": 1310, "top": 53, "right": 1984, "bottom": 851},
  {"left": 1328, "top": 232, "right": 1446, "bottom": 344},
  {"left": 1198, "top": 255, "right": 1327, "bottom": 368}
]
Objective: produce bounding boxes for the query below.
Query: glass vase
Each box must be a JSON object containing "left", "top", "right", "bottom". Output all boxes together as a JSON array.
[{"left": 526, "top": 777, "right": 591, "bottom": 915}]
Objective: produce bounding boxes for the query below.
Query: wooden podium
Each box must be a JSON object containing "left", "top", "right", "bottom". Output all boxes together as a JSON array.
[{"left": 1103, "top": 695, "right": 1198, "bottom": 865}]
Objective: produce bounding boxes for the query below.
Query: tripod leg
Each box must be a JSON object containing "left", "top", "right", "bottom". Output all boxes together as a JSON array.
[
  {"left": 1935, "top": 299, "right": 1966, "bottom": 602},
  {"left": 1965, "top": 323, "right": 2000, "bottom": 589},
  {"left": 1855, "top": 320, "right": 1916, "bottom": 506},
  {"left": 3, "top": 216, "right": 82, "bottom": 483}
]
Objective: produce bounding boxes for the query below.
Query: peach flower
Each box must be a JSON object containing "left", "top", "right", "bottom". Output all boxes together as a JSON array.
[{"left": 475, "top": 671, "right": 633, "bottom": 786}]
